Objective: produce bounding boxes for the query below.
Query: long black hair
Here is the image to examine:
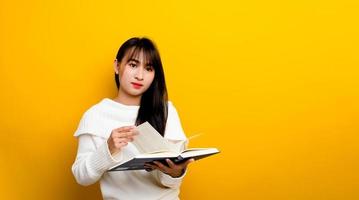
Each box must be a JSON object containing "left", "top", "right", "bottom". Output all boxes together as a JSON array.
[{"left": 115, "top": 37, "right": 168, "bottom": 137}]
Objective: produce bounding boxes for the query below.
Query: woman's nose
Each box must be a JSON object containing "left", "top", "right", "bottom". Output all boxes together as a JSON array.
[{"left": 135, "top": 68, "right": 144, "bottom": 81}]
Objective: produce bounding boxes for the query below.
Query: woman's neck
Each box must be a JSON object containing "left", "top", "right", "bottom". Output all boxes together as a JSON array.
[{"left": 113, "top": 90, "right": 141, "bottom": 106}]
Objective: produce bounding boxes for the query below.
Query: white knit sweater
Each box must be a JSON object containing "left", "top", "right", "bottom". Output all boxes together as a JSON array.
[{"left": 71, "top": 98, "right": 187, "bottom": 200}]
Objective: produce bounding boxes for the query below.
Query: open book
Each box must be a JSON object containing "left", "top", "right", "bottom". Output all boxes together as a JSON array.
[{"left": 108, "top": 122, "right": 220, "bottom": 171}]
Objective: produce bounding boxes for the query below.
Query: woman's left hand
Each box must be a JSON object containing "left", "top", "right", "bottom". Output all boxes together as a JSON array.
[{"left": 145, "top": 158, "right": 195, "bottom": 178}]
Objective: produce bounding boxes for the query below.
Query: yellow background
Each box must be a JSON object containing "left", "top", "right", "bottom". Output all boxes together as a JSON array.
[{"left": 1, "top": 0, "right": 358, "bottom": 199}]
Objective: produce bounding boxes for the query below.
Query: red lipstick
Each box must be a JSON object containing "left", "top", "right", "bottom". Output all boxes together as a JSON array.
[{"left": 131, "top": 82, "right": 143, "bottom": 89}]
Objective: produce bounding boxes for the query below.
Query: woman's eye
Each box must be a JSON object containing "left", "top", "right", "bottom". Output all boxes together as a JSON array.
[
  {"left": 129, "top": 63, "right": 137, "bottom": 68},
  {"left": 146, "top": 66, "right": 154, "bottom": 72}
]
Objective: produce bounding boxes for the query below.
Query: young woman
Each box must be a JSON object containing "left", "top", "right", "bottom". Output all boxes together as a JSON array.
[{"left": 72, "top": 37, "right": 194, "bottom": 200}]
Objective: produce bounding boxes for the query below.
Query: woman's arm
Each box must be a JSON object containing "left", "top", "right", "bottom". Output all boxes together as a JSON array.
[{"left": 71, "top": 134, "right": 121, "bottom": 186}]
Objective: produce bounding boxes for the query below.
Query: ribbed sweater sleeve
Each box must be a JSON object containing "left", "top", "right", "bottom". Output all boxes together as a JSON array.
[
  {"left": 71, "top": 106, "right": 123, "bottom": 186},
  {"left": 72, "top": 134, "right": 122, "bottom": 186},
  {"left": 155, "top": 168, "right": 187, "bottom": 189}
]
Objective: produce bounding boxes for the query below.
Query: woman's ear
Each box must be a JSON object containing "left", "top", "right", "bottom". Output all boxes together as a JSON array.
[{"left": 114, "top": 59, "right": 119, "bottom": 74}]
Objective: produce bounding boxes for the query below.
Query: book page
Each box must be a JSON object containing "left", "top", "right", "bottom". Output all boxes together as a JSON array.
[
  {"left": 132, "top": 122, "right": 172, "bottom": 153},
  {"left": 167, "top": 139, "right": 187, "bottom": 153},
  {"left": 180, "top": 148, "right": 219, "bottom": 158},
  {"left": 166, "top": 133, "right": 202, "bottom": 153},
  {"left": 136, "top": 151, "right": 179, "bottom": 158}
]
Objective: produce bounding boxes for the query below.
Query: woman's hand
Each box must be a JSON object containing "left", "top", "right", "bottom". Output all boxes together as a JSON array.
[
  {"left": 145, "top": 158, "right": 195, "bottom": 178},
  {"left": 107, "top": 126, "right": 138, "bottom": 155}
]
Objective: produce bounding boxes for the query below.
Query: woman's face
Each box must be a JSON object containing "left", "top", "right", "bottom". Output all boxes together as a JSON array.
[{"left": 115, "top": 50, "right": 155, "bottom": 97}]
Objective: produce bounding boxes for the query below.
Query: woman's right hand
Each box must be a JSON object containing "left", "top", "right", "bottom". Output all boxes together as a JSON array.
[{"left": 107, "top": 126, "right": 139, "bottom": 155}]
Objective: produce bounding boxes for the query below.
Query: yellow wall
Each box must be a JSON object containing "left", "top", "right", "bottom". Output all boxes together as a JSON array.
[{"left": 1, "top": 0, "right": 358, "bottom": 199}]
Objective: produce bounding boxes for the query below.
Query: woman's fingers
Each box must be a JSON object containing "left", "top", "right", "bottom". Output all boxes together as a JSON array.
[
  {"left": 115, "top": 126, "right": 135, "bottom": 132},
  {"left": 153, "top": 161, "right": 170, "bottom": 173},
  {"left": 166, "top": 159, "right": 177, "bottom": 169},
  {"left": 152, "top": 158, "right": 195, "bottom": 170},
  {"left": 144, "top": 163, "right": 155, "bottom": 172},
  {"left": 114, "top": 137, "right": 132, "bottom": 144},
  {"left": 178, "top": 158, "right": 195, "bottom": 168},
  {"left": 107, "top": 126, "right": 139, "bottom": 155},
  {"left": 166, "top": 158, "right": 195, "bottom": 169},
  {"left": 112, "top": 128, "right": 139, "bottom": 139},
  {"left": 112, "top": 131, "right": 135, "bottom": 139},
  {"left": 115, "top": 142, "right": 128, "bottom": 148},
  {"left": 146, "top": 159, "right": 195, "bottom": 177}
]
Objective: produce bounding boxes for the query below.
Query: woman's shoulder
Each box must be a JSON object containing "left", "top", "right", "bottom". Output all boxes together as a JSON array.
[
  {"left": 76, "top": 99, "right": 113, "bottom": 128},
  {"left": 73, "top": 99, "right": 108, "bottom": 137},
  {"left": 81, "top": 98, "right": 119, "bottom": 116},
  {"left": 165, "top": 100, "right": 187, "bottom": 140},
  {"left": 81, "top": 100, "right": 103, "bottom": 118},
  {"left": 167, "top": 100, "right": 177, "bottom": 110},
  {"left": 167, "top": 100, "right": 180, "bottom": 117}
]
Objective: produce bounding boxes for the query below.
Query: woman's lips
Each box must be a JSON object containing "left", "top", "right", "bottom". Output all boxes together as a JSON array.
[{"left": 131, "top": 82, "right": 143, "bottom": 89}]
